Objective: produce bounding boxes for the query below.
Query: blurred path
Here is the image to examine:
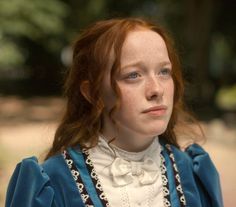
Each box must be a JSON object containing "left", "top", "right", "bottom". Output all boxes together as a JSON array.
[
  {"left": 0, "top": 96, "right": 235, "bottom": 206},
  {"left": 205, "top": 140, "right": 236, "bottom": 207}
]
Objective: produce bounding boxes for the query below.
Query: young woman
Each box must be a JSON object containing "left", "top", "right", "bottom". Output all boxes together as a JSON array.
[{"left": 6, "top": 18, "right": 223, "bottom": 207}]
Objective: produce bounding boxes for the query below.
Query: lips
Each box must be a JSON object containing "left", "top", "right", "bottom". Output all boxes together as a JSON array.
[{"left": 142, "top": 105, "right": 167, "bottom": 116}]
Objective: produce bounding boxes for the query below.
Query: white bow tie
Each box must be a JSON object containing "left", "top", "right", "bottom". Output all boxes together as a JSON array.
[{"left": 110, "top": 157, "right": 159, "bottom": 186}]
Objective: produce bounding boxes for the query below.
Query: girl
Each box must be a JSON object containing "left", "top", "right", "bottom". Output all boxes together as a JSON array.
[{"left": 6, "top": 18, "right": 223, "bottom": 207}]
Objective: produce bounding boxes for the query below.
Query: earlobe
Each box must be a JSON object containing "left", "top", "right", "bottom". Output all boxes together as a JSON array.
[{"left": 80, "top": 80, "right": 91, "bottom": 103}]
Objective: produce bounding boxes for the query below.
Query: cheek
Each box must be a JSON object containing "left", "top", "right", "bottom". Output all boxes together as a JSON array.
[
  {"left": 166, "top": 80, "right": 174, "bottom": 101},
  {"left": 102, "top": 84, "right": 136, "bottom": 115},
  {"left": 118, "top": 87, "right": 140, "bottom": 112},
  {"left": 168, "top": 82, "right": 175, "bottom": 115},
  {"left": 101, "top": 86, "right": 116, "bottom": 111},
  {"left": 110, "top": 90, "right": 137, "bottom": 123}
]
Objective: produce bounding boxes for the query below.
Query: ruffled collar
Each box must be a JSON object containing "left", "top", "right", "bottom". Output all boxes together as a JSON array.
[
  {"left": 96, "top": 135, "right": 162, "bottom": 186},
  {"left": 97, "top": 135, "right": 162, "bottom": 163}
]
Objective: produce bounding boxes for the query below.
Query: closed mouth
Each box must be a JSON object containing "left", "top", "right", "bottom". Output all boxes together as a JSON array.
[{"left": 142, "top": 105, "right": 167, "bottom": 113}]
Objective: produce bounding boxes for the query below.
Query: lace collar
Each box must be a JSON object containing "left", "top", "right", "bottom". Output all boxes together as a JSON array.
[{"left": 97, "top": 135, "right": 162, "bottom": 164}]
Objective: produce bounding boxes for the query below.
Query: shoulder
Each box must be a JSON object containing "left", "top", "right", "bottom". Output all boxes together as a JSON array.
[
  {"left": 8, "top": 156, "right": 51, "bottom": 188},
  {"left": 6, "top": 153, "right": 85, "bottom": 207},
  {"left": 169, "top": 143, "right": 223, "bottom": 207},
  {"left": 165, "top": 142, "right": 212, "bottom": 164},
  {"left": 41, "top": 153, "right": 68, "bottom": 176},
  {"left": 41, "top": 153, "right": 79, "bottom": 190},
  {"left": 168, "top": 142, "right": 219, "bottom": 178},
  {"left": 6, "top": 156, "right": 55, "bottom": 207}
]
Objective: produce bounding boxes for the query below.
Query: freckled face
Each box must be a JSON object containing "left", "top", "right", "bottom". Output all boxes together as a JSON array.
[{"left": 102, "top": 29, "right": 174, "bottom": 140}]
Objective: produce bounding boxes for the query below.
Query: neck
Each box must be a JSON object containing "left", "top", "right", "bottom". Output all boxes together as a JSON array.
[
  {"left": 114, "top": 136, "right": 155, "bottom": 152},
  {"left": 101, "top": 121, "right": 155, "bottom": 152}
]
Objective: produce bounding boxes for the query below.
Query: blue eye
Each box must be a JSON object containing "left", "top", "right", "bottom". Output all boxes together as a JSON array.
[
  {"left": 159, "top": 68, "right": 171, "bottom": 76},
  {"left": 126, "top": 72, "right": 140, "bottom": 79}
]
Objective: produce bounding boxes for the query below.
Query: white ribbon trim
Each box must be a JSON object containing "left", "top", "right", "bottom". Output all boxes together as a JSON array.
[{"left": 110, "top": 157, "right": 159, "bottom": 186}]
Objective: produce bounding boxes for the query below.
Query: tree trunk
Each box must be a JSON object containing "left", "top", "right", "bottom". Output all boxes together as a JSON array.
[{"left": 184, "top": 0, "right": 216, "bottom": 110}]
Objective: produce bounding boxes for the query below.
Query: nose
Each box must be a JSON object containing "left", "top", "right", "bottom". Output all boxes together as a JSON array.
[{"left": 145, "top": 76, "right": 164, "bottom": 101}]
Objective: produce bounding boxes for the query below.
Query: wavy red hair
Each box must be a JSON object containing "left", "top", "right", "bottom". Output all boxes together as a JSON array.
[{"left": 45, "top": 18, "right": 201, "bottom": 159}]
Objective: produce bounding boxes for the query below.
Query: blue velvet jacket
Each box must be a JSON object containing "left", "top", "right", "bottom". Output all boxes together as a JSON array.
[{"left": 5, "top": 143, "right": 223, "bottom": 207}]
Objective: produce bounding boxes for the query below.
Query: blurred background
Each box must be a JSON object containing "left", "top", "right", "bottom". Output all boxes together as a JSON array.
[{"left": 0, "top": 0, "right": 235, "bottom": 206}]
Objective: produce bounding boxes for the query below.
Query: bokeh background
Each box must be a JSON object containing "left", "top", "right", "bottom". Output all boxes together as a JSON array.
[{"left": 0, "top": 0, "right": 236, "bottom": 206}]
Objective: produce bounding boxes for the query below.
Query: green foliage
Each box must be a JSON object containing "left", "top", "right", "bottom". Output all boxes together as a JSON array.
[
  {"left": 0, "top": 40, "right": 24, "bottom": 67},
  {"left": 0, "top": 0, "right": 235, "bottom": 103},
  {"left": 216, "top": 84, "right": 236, "bottom": 110},
  {"left": 210, "top": 34, "right": 232, "bottom": 78},
  {"left": 0, "top": 0, "right": 68, "bottom": 69}
]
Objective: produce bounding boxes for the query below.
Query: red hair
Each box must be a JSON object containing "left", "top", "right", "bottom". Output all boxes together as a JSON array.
[{"left": 45, "top": 18, "right": 201, "bottom": 159}]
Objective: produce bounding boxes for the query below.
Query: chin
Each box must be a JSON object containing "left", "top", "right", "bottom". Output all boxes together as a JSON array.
[
  {"left": 140, "top": 126, "right": 167, "bottom": 137},
  {"left": 151, "top": 124, "right": 168, "bottom": 136}
]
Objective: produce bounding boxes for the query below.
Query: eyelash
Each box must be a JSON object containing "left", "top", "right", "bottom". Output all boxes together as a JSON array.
[
  {"left": 126, "top": 68, "right": 171, "bottom": 79},
  {"left": 126, "top": 72, "right": 140, "bottom": 79},
  {"left": 159, "top": 68, "right": 172, "bottom": 77},
  {"left": 125, "top": 68, "right": 172, "bottom": 80}
]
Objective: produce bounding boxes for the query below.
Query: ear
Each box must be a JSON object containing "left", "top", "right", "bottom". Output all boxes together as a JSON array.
[{"left": 80, "top": 80, "right": 92, "bottom": 103}]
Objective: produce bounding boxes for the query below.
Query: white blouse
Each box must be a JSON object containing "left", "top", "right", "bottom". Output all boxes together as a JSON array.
[{"left": 88, "top": 136, "right": 164, "bottom": 207}]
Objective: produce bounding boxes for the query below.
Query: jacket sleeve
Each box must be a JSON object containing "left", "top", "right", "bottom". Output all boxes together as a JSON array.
[
  {"left": 5, "top": 157, "right": 56, "bottom": 207},
  {"left": 185, "top": 144, "right": 224, "bottom": 207}
]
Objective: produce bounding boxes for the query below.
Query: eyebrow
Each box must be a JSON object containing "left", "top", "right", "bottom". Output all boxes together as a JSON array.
[{"left": 121, "top": 60, "right": 172, "bottom": 71}]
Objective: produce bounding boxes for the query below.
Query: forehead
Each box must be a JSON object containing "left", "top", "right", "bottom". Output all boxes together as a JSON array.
[
  {"left": 124, "top": 29, "right": 165, "bottom": 47},
  {"left": 120, "top": 29, "right": 170, "bottom": 66}
]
